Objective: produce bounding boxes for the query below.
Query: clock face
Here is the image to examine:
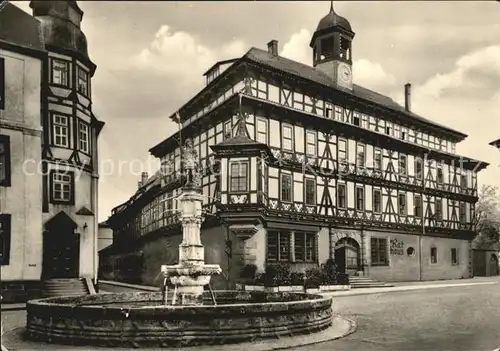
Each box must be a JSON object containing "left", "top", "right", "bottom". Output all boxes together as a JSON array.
[{"left": 339, "top": 64, "right": 352, "bottom": 83}]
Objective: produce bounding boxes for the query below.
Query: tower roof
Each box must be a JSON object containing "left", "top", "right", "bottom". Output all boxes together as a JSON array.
[{"left": 316, "top": 2, "right": 352, "bottom": 32}]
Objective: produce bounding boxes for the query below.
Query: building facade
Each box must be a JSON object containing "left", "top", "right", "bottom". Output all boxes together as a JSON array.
[
  {"left": 0, "top": 3, "right": 45, "bottom": 301},
  {"left": 0, "top": 1, "right": 104, "bottom": 302},
  {"left": 100, "top": 5, "right": 487, "bottom": 286}
]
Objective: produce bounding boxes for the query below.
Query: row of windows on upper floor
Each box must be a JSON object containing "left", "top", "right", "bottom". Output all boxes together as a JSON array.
[
  {"left": 228, "top": 162, "right": 470, "bottom": 222},
  {"left": 50, "top": 57, "right": 91, "bottom": 97},
  {"left": 247, "top": 78, "right": 458, "bottom": 154},
  {"left": 112, "top": 173, "right": 472, "bottom": 241},
  {"left": 51, "top": 114, "right": 91, "bottom": 153},
  {"left": 161, "top": 117, "right": 475, "bottom": 187},
  {"left": 172, "top": 76, "right": 459, "bottom": 156}
]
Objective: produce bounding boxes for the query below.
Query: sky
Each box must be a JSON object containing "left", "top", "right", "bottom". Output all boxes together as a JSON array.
[{"left": 12, "top": 1, "right": 500, "bottom": 221}]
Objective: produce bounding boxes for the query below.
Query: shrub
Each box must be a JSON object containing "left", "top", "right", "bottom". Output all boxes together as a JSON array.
[
  {"left": 321, "top": 258, "right": 338, "bottom": 285},
  {"left": 262, "top": 263, "right": 291, "bottom": 287},
  {"left": 240, "top": 264, "right": 258, "bottom": 283},
  {"left": 290, "top": 272, "right": 305, "bottom": 285},
  {"left": 304, "top": 267, "right": 322, "bottom": 289}
]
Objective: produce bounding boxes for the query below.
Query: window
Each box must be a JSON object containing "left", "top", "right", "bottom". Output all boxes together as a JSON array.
[
  {"left": 460, "top": 174, "right": 468, "bottom": 189},
  {"left": 415, "top": 158, "right": 423, "bottom": 179},
  {"left": 385, "top": 123, "right": 392, "bottom": 136},
  {"left": 335, "top": 106, "right": 343, "bottom": 121},
  {"left": 77, "top": 67, "right": 89, "bottom": 95},
  {"left": 294, "top": 232, "right": 316, "bottom": 262},
  {"left": 435, "top": 198, "right": 442, "bottom": 220},
  {"left": 281, "top": 173, "right": 292, "bottom": 202},
  {"left": 53, "top": 115, "right": 69, "bottom": 147},
  {"left": 398, "top": 193, "right": 407, "bottom": 215},
  {"left": 337, "top": 183, "right": 346, "bottom": 209},
  {"left": 373, "top": 189, "right": 382, "bottom": 213},
  {"left": 52, "top": 59, "right": 69, "bottom": 86},
  {"left": 430, "top": 247, "right": 437, "bottom": 264},
  {"left": 256, "top": 118, "right": 267, "bottom": 144},
  {"left": 371, "top": 238, "right": 388, "bottom": 266},
  {"left": 437, "top": 164, "right": 444, "bottom": 184},
  {"left": 338, "top": 139, "right": 347, "bottom": 164},
  {"left": 230, "top": 162, "right": 248, "bottom": 192},
  {"left": 353, "top": 112, "right": 360, "bottom": 126},
  {"left": 399, "top": 154, "right": 407, "bottom": 176},
  {"left": 78, "top": 121, "right": 90, "bottom": 153},
  {"left": 414, "top": 195, "right": 422, "bottom": 217},
  {"left": 356, "top": 186, "right": 364, "bottom": 211},
  {"left": 374, "top": 148, "right": 382, "bottom": 170},
  {"left": 267, "top": 231, "right": 290, "bottom": 261},
  {"left": 459, "top": 202, "right": 466, "bottom": 223},
  {"left": 356, "top": 143, "right": 365, "bottom": 168},
  {"left": 304, "top": 178, "right": 315, "bottom": 205},
  {"left": 282, "top": 125, "right": 293, "bottom": 151},
  {"left": 50, "top": 171, "right": 74, "bottom": 204},
  {"left": 451, "top": 248, "right": 458, "bottom": 265},
  {"left": 0, "top": 214, "right": 11, "bottom": 265},
  {"left": 0, "top": 135, "right": 11, "bottom": 187},
  {"left": 224, "top": 121, "right": 232, "bottom": 139},
  {"left": 306, "top": 131, "right": 316, "bottom": 156}
]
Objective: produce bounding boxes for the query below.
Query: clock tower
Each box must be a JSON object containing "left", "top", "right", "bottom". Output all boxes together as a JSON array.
[{"left": 310, "top": 2, "right": 355, "bottom": 90}]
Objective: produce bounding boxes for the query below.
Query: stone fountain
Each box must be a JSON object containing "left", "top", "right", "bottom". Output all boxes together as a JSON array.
[
  {"left": 21, "top": 137, "right": 335, "bottom": 348},
  {"left": 160, "top": 183, "right": 222, "bottom": 305}
]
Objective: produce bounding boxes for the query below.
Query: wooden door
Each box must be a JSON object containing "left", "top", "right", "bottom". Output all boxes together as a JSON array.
[
  {"left": 335, "top": 247, "right": 346, "bottom": 273},
  {"left": 43, "top": 232, "right": 80, "bottom": 279}
]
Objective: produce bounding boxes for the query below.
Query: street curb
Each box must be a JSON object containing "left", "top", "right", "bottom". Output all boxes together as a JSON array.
[
  {"left": 322, "top": 281, "right": 499, "bottom": 298},
  {"left": 0, "top": 315, "right": 356, "bottom": 351}
]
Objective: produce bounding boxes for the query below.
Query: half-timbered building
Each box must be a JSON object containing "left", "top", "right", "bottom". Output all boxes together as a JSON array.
[
  {"left": 101, "top": 5, "right": 488, "bottom": 286},
  {"left": 1, "top": 1, "right": 105, "bottom": 302}
]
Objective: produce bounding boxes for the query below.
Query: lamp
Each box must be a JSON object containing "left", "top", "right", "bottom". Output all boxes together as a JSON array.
[{"left": 83, "top": 222, "right": 88, "bottom": 231}]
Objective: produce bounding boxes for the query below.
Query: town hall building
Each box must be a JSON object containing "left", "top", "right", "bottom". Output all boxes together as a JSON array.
[
  {"left": 1, "top": 1, "right": 104, "bottom": 302},
  {"left": 100, "top": 4, "right": 488, "bottom": 287}
]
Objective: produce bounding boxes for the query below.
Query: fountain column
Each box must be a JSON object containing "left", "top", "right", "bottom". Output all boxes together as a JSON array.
[{"left": 161, "top": 140, "right": 221, "bottom": 306}]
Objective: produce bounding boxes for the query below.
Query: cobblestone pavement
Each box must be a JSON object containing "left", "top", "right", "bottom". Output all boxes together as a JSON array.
[{"left": 296, "top": 279, "right": 500, "bottom": 350}]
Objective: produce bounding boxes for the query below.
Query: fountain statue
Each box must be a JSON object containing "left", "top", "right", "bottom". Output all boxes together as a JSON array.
[{"left": 160, "top": 138, "right": 221, "bottom": 305}]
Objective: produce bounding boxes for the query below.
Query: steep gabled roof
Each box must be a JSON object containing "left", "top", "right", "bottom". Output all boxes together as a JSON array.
[{"left": 243, "top": 47, "right": 467, "bottom": 140}]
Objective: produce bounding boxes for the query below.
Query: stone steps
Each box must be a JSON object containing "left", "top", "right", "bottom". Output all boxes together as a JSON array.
[
  {"left": 349, "top": 276, "right": 394, "bottom": 289},
  {"left": 42, "top": 278, "right": 90, "bottom": 298}
]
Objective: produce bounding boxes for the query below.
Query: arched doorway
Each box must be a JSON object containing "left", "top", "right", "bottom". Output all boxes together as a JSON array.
[
  {"left": 334, "top": 237, "right": 361, "bottom": 275},
  {"left": 489, "top": 254, "right": 499, "bottom": 276},
  {"left": 42, "top": 211, "right": 80, "bottom": 279}
]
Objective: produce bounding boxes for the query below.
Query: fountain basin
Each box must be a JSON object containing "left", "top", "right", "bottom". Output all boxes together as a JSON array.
[{"left": 26, "top": 290, "right": 333, "bottom": 348}]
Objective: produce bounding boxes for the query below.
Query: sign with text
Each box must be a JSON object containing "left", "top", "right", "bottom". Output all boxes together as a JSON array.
[{"left": 390, "top": 238, "right": 405, "bottom": 255}]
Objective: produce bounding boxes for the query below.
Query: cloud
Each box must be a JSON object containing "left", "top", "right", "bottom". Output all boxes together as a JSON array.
[
  {"left": 133, "top": 25, "right": 246, "bottom": 87},
  {"left": 414, "top": 45, "right": 500, "bottom": 100}
]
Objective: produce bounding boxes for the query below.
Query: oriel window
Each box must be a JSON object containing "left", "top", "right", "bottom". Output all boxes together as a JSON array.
[
  {"left": 230, "top": 162, "right": 248, "bottom": 192},
  {"left": 52, "top": 172, "right": 72, "bottom": 202},
  {"left": 52, "top": 59, "right": 69, "bottom": 87},
  {"left": 53, "top": 115, "right": 69, "bottom": 147},
  {"left": 78, "top": 121, "right": 90, "bottom": 153},
  {"left": 77, "top": 67, "right": 89, "bottom": 96}
]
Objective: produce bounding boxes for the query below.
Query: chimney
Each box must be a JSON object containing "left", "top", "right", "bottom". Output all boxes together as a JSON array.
[
  {"left": 137, "top": 181, "right": 142, "bottom": 189},
  {"left": 267, "top": 40, "right": 278, "bottom": 56},
  {"left": 404, "top": 83, "right": 411, "bottom": 112},
  {"left": 141, "top": 172, "right": 148, "bottom": 186}
]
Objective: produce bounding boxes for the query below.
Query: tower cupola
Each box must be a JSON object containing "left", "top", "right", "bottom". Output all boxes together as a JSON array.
[
  {"left": 29, "top": 1, "right": 90, "bottom": 60},
  {"left": 310, "top": 2, "right": 355, "bottom": 90}
]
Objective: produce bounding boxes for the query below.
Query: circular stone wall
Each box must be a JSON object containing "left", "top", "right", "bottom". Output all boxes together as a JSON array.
[{"left": 26, "top": 291, "right": 333, "bottom": 348}]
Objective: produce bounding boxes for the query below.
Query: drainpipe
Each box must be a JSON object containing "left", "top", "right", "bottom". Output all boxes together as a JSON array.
[{"left": 419, "top": 155, "right": 426, "bottom": 281}]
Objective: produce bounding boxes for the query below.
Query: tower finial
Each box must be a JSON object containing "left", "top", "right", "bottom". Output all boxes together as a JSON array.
[{"left": 330, "top": 0, "right": 334, "bottom": 12}]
